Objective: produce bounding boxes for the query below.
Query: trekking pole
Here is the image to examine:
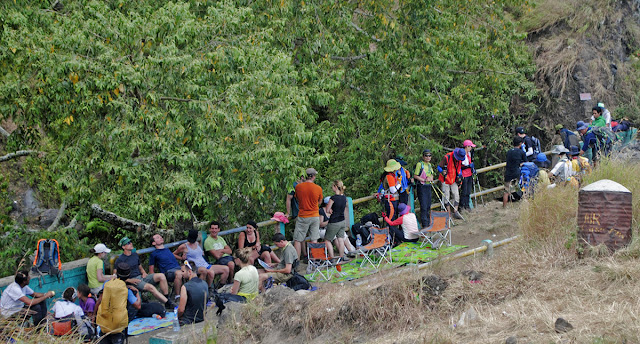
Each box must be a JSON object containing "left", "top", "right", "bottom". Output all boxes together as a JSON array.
[
  {"left": 474, "top": 174, "right": 485, "bottom": 207},
  {"left": 431, "top": 183, "right": 456, "bottom": 226},
  {"left": 472, "top": 175, "right": 478, "bottom": 209}
]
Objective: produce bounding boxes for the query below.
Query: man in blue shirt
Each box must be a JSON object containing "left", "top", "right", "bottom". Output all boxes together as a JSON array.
[
  {"left": 577, "top": 121, "right": 608, "bottom": 167},
  {"left": 149, "top": 234, "right": 184, "bottom": 302}
]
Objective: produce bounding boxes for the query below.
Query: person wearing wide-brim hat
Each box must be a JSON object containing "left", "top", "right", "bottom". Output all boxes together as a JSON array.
[
  {"left": 437, "top": 148, "right": 466, "bottom": 219},
  {"left": 549, "top": 145, "right": 576, "bottom": 185},
  {"left": 378, "top": 159, "right": 403, "bottom": 225}
]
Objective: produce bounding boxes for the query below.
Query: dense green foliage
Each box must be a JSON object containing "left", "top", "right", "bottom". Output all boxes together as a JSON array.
[{"left": 0, "top": 0, "right": 536, "bottom": 232}]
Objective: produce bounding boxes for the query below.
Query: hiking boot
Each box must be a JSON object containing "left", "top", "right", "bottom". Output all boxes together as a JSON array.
[
  {"left": 453, "top": 211, "right": 464, "bottom": 220},
  {"left": 264, "top": 276, "right": 274, "bottom": 290}
]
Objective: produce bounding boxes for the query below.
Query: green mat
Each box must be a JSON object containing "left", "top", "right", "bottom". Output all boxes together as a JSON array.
[{"left": 305, "top": 242, "right": 466, "bottom": 283}]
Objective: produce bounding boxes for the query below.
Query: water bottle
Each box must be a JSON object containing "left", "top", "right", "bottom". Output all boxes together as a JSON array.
[
  {"left": 356, "top": 234, "right": 362, "bottom": 248},
  {"left": 173, "top": 306, "right": 180, "bottom": 332}
]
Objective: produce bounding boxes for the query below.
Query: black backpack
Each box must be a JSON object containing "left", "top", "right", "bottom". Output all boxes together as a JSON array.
[{"left": 286, "top": 271, "right": 310, "bottom": 291}]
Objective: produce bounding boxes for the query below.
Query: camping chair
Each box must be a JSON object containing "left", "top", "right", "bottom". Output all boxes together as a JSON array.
[
  {"left": 355, "top": 226, "right": 392, "bottom": 271},
  {"left": 307, "top": 242, "right": 336, "bottom": 281},
  {"left": 418, "top": 211, "right": 451, "bottom": 249}
]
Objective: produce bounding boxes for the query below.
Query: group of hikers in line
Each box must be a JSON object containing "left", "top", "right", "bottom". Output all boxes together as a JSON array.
[{"left": 1, "top": 102, "right": 633, "bottom": 342}]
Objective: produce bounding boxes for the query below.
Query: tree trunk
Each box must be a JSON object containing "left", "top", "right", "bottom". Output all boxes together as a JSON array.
[
  {"left": 90, "top": 204, "right": 150, "bottom": 232},
  {"left": 0, "top": 150, "right": 40, "bottom": 163}
]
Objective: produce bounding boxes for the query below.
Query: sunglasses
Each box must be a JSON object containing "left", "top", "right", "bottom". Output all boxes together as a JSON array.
[{"left": 423, "top": 154, "right": 432, "bottom": 157}]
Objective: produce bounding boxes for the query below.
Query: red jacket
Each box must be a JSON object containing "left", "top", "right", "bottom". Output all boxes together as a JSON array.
[{"left": 438, "top": 152, "right": 462, "bottom": 185}]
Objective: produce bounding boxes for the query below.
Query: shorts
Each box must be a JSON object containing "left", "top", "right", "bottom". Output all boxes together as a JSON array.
[
  {"left": 134, "top": 274, "right": 157, "bottom": 290},
  {"left": 215, "top": 255, "right": 234, "bottom": 266},
  {"left": 504, "top": 179, "right": 517, "bottom": 193},
  {"left": 324, "top": 220, "right": 346, "bottom": 241},
  {"left": 257, "top": 244, "right": 272, "bottom": 255},
  {"left": 165, "top": 268, "right": 180, "bottom": 281},
  {"left": 293, "top": 216, "right": 320, "bottom": 242},
  {"left": 266, "top": 272, "right": 293, "bottom": 284}
]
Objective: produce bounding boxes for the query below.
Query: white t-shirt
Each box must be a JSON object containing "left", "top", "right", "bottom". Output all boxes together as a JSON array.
[
  {"left": 52, "top": 300, "right": 84, "bottom": 319},
  {"left": 0, "top": 282, "right": 34, "bottom": 318}
]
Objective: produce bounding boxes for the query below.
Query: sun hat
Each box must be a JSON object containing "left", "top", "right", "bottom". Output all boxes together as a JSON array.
[
  {"left": 576, "top": 121, "right": 588, "bottom": 131},
  {"left": 93, "top": 243, "right": 111, "bottom": 254},
  {"left": 118, "top": 237, "right": 131, "bottom": 247},
  {"left": 536, "top": 153, "right": 548, "bottom": 162},
  {"left": 397, "top": 203, "right": 411, "bottom": 216},
  {"left": 515, "top": 127, "right": 525, "bottom": 134},
  {"left": 463, "top": 139, "right": 476, "bottom": 148},
  {"left": 305, "top": 168, "right": 318, "bottom": 176},
  {"left": 453, "top": 148, "right": 466, "bottom": 161},
  {"left": 555, "top": 124, "right": 564, "bottom": 130},
  {"left": 270, "top": 212, "right": 289, "bottom": 224},
  {"left": 384, "top": 159, "right": 401, "bottom": 172},
  {"left": 551, "top": 145, "right": 570, "bottom": 155}
]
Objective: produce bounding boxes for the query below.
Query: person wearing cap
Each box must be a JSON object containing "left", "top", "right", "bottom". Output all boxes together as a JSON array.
[
  {"left": 549, "top": 145, "right": 576, "bottom": 185},
  {"left": 204, "top": 221, "right": 236, "bottom": 284},
  {"left": 258, "top": 233, "right": 298, "bottom": 290},
  {"left": 394, "top": 155, "right": 412, "bottom": 205},
  {"left": 555, "top": 124, "right": 580, "bottom": 151},
  {"left": 292, "top": 167, "right": 323, "bottom": 259},
  {"left": 577, "top": 120, "right": 607, "bottom": 167},
  {"left": 173, "top": 229, "right": 229, "bottom": 289},
  {"left": 382, "top": 203, "right": 419, "bottom": 245},
  {"left": 533, "top": 153, "right": 551, "bottom": 188},
  {"left": 378, "top": 159, "right": 403, "bottom": 227},
  {"left": 459, "top": 140, "right": 477, "bottom": 213},
  {"left": 515, "top": 127, "right": 536, "bottom": 162},
  {"left": 114, "top": 237, "right": 174, "bottom": 309},
  {"left": 437, "top": 148, "right": 465, "bottom": 219},
  {"left": 0, "top": 270, "right": 54, "bottom": 326},
  {"left": 87, "top": 243, "right": 114, "bottom": 296},
  {"left": 238, "top": 220, "right": 281, "bottom": 265},
  {"left": 414, "top": 149, "right": 435, "bottom": 228},
  {"left": 503, "top": 137, "right": 527, "bottom": 208},
  {"left": 149, "top": 234, "right": 185, "bottom": 301},
  {"left": 590, "top": 106, "right": 606, "bottom": 127}
]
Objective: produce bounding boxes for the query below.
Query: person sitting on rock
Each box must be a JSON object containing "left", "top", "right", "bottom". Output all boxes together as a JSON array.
[
  {"left": 258, "top": 233, "right": 298, "bottom": 291},
  {"left": 237, "top": 220, "right": 280, "bottom": 265},
  {"left": 231, "top": 248, "right": 259, "bottom": 301},
  {"left": 177, "top": 260, "right": 208, "bottom": 326},
  {"left": 174, "top": 229, "right": 229, "bottom": 289}
]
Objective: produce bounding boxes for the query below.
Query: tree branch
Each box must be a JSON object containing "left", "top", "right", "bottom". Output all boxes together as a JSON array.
[
  {"left": 47, "top": 200, "right": 67, "bottom": 231},
  {"left": 0, "top": 125, "right": 9, "bottom": 138},
  {"left": 331, "top": 54, "right": 367, "bottom": 62},
  {"left": 91, "top": 204, "right": 150, "bottom": 232},
  {"left": 447, "top": 69, "right": 517, "bottom": 75},
  {"left": 0, "top": 150, "right": 40, "bottom": 163},
  {"left": 159, "top": 96, "right": 192, "bottom": 102},
  {"left": 350, "top": 21, "right": 381, "bottom": 42},
  {"left": 64, "top": 215, "right": 78, "bottom": 230}
]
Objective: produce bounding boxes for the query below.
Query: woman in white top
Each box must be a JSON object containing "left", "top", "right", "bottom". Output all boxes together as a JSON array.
[
  {"left": 382, "top": 203, "right": 419, "bottom": 245},
  {"left": 51, "top": 287, "right": 93, "bottom": 338}
]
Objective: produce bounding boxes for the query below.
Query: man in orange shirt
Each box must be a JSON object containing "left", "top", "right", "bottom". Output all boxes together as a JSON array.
[{"left": 293, "top": 168, "right": 323, "bottom": 258}]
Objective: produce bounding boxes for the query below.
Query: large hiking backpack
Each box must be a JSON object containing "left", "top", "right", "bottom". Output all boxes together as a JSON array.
[
  {"left": 32, "top": 239, "right": 63, "bottom": 286},
  {"left": 530, "top": 136, "right": 542, "bottom": 155},
  {"left": 590, "top": 126, "right": 616, "bottom": 155},
  {"left": 519, "top": 162, "right": 540, "bottom": 196},
  {"left": 96, "top": 279, "right": 129, "bottom": 334}
]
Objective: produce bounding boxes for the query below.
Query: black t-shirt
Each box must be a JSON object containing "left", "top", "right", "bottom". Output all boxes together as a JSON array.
[
  {"left": 328, "top": 195, "right": 347, "bottom": 223},
  {"left": 115, "top": 253, "right": 141, "bottom": 278},
  {"left": 505, "top": 148, "right": 527, "bottom": 181},
  {"left": 523, "top": 136, "right": 535, "bottom": 162}
]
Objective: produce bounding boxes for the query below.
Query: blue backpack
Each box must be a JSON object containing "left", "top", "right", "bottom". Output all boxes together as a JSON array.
[
  {"left": 32, "top": 239, "right": 63, "bottom": 286},
  {"left": 520, "top": 162, "right": 539, "bottom": 192}
]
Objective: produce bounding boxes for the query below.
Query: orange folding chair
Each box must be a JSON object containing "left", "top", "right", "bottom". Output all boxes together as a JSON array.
[
  {"left": 307, "top": 242, "right": 335, "bottom": 281},
  {"left": 355, "top": 226, "right": 392, "bottom": 271},
  {"left": 418, "top": 211, "right": 451, "bottom": 249}
]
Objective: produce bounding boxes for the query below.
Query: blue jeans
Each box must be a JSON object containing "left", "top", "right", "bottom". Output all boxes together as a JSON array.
[{"left": 416, "top": 183, "right": 432, "bottom": 227}]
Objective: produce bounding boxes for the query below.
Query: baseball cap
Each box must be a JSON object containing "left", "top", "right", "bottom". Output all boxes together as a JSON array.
[
  {"left": 305, "top": 168, "right": 318, "bottom": 176},
  {"left": 515, "top": 127, "right": 525, "bottom": 134},
  {"left": 118, "top": 237, "right": 131, "bottom": 247},
  {"left": 93, "top": 243, "right": 111, "bottom": 254},
  {"left": 576, "top": 121, "right": 588, "bottom": 131},
  {"left": 422, "top": 149, "right": 432, "bottom": 156},
  {"left": 555, "top": 124, "right": 563, "bottom": 130},
  {"left": 463, "top": 139, "right": 476, "bottom": 148}
]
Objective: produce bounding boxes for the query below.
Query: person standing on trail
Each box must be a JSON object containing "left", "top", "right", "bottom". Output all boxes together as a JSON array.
[
  {"left": 379, "top": 159, "right": 402, "bottom": 218},
  {"left": 503, "top": 137, "right": 527, "bottom": 208},
  {"left": 555, "top": 124, "right": 580, "bottom": 152},
  {"left": 413, "top": 149, "right": 435, "bottom": 228},
  {"left": 515, "top": 127, "right": 535, "bottom": 162},
  {"left": 293, "top": 168, "right": 323, "bottom": 259},
  {"left": 437, "top": 148, "right": 465, "bottom": 219},
  {"left": 459, "top": 140, "right": 477, "bottom": 213}
]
